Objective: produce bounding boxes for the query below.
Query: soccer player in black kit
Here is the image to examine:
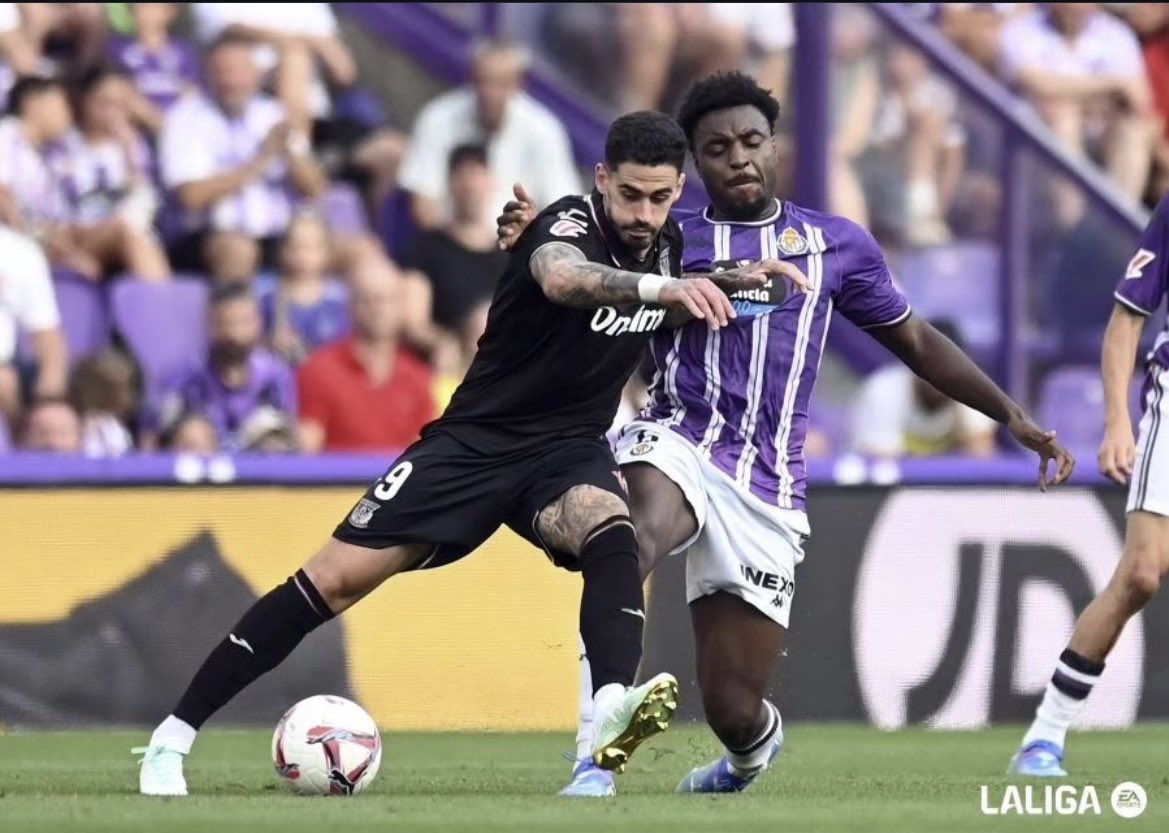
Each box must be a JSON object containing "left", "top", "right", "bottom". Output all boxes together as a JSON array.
[{"left": 137, "top": 111, "right": 784, "bottom": 796}]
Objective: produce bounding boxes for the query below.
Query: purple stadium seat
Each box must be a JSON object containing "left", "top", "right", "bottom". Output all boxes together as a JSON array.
[
  {"left": 320, "top": 183, "right": 369, "bottom": 236},
  {"left": 23, "top": 270, "right": 111, "bottom": 363},
  {"left": 1038, "top": 366, "right": 1103, "bottom": 451},
  {"left": 894, "top": 242, "right": 1001, "bottom": 359},
  {"left": 110, "top": 278, "right": 208, "bottom": 400}
]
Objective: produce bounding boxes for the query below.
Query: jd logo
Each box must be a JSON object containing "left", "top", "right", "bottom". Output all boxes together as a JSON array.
[{"left": 852, "top": 491, "right": 1141, "bottom": 729}]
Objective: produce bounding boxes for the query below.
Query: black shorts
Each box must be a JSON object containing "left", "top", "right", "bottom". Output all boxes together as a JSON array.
[{"left": 332, "top": 430, "right": 627, "bottom": 570}]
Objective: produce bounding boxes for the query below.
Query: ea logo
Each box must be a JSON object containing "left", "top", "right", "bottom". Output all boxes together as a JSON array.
[
  {"left": 1111, "top": 782, "right": 1147, "bottom": 819},
  {"left": 853, "top": 491, "right": 1141, "bottom": 729}
]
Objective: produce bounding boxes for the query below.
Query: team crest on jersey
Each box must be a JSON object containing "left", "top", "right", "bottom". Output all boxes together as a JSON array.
[
  {"left": 348, "top": 498, "right": 380, "bottom": 529},
  {"left": 550, "top": 208, "right": 588, "bottom": 238},
  {"left": 778, "top": 227, "right": 808, "bottom": 256},
  {"left": 1126, "top": 248, "right": 1156, "bottom": 279}
]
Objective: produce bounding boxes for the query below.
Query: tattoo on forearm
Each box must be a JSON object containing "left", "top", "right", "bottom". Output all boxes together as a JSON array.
[{"left": 531, "top": 242, "right": 647, "bottom": 308}]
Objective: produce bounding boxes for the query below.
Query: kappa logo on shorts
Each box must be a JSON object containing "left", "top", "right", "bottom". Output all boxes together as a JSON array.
[
  {"left": 630, "top": 443, "right": 654, "bottom": 456},
  {"left": 348, "top": 498, "right": 380, "bottom": 529}
]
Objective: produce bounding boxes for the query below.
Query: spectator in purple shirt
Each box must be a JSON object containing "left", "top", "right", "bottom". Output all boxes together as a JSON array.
[
  {"left": 260, "top": 212, "right": 349, "bottom": 365},
  {"left": 146, "top": 281, "right": 296, "bottom": 451},
  {"left": 108, "top": 3, "right": 201, "bottom": 136}
]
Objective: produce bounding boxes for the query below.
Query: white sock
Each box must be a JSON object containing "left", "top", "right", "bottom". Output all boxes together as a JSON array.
[
  {"left": 726, "top": 701, "right": 782, "bottom": 774},
  {"left": 1022, "top": 651, "right": 1103, "bottom": 750},
  {"left": 150, "top": 715, "right": 197, "bottom": 755},
  {"left": 574, "top": 633, "right": 594, "bottom": 766}
]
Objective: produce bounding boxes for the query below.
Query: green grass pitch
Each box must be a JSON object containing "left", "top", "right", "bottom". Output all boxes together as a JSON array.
[{"left": 1, "top": 724, "right": 1166, "bottom": 832}]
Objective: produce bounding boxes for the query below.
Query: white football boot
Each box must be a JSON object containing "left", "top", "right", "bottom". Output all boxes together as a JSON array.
[
  {"left": 134, "top": 745, "right": 188, "bottom": 796},
  {"left": 590, "top": 672, "right": 679, "bottom": 773}
]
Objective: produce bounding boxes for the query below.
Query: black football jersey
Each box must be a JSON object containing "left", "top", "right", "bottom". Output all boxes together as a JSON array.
[{"left": 427, "top": 189, "right": 683, "bottom": 454}]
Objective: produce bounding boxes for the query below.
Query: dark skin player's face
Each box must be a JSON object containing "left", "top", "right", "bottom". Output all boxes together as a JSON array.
[{"left": 692, "top": 105, "right": 779, "bottom": 222}]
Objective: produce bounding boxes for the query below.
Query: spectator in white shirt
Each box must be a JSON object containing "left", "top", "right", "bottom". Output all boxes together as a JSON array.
[
  {"left": 0, "top": 223, "right": 65, "bottom": 423},
  {"left": 850, "top": 321, "right": 997, "bottom": 458},
  {"left": 1000, "top": 3, "right": 1158, "bottom": 203},
  {"left": 0, "top": 75, "right": 69, "bottom": 232},
  {"left": 0, "top": 75, "right": 159, "bottom": 282},
  {"left": 49, "top": 66, "right": 170, "bottom": 281},
  {"left": 159, "top": 33, "right": 326, "bottom": 283},
  {"left": 69, "top": 348, "right": 139, "bottom": 458},
  {"left": 190, "top": 3, "right": 405, "bottom": 213},
  {"left": 398, "top": 39, "right": 580, "bottom": 232},
  {"left": 191, "top": 3, "right": 353, "bottom": 126}
]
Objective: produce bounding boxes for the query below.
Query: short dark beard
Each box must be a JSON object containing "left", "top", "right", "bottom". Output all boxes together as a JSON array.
[{"left": 710, "top": 193, "right": 774, "bottom": 222}]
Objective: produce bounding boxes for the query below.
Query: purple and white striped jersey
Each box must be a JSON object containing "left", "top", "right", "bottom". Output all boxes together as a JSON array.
[
  {"left": 1115, "top": 192, "right": 1169, "bottom": 384},
  {"left": 641, "top": 199, "right": 910, "bottom": 511}
]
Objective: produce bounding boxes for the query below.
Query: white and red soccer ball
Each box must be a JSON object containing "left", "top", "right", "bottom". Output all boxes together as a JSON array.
[{"left": 272, "top": 695, "right": 382, "bottom": 796}]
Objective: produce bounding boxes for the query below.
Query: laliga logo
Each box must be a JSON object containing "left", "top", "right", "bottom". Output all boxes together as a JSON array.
[
  {"left": 979, "top": 781, "right": 1146, "bottom": 818},
  {"left": 853, "top": 491, "right": 1142, "bottom": 729}
]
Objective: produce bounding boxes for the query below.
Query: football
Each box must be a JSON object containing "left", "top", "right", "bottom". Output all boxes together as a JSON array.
[{"left": 271, "top": 695, "right": 382, "bottom": 796}]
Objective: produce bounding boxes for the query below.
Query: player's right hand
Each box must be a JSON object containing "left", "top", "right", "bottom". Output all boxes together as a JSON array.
[
  {"left": 496, "top": 183, "right": 536, "bottom": 251},
  {"left": 660, "top": 277, "right": 737, "bottom": 330},
  {"left": 1098, "top": 420, "right": 1137, "bottom": 485}
]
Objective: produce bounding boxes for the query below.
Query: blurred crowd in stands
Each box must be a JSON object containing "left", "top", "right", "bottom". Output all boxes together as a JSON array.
[{"left": 0, "top": 3, "right": 1165, "bottom": 462}]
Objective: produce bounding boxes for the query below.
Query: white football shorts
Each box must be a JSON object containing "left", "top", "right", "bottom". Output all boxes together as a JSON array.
[
  {"left": 615, "top": 421, "right": 809, "bottom": 627},
  {"left": 1128, "top": 365, "right": 1169, "bottom": 517}
]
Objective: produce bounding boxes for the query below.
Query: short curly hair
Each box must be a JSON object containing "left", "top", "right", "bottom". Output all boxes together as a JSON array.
[
  {"left": 605, "top": 110, "right": 688, "bottom": 171},
  {"left": 676, "top": 72, "right": 781, "bottom": 151}
]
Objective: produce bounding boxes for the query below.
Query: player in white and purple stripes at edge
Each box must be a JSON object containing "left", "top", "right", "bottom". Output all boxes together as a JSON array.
[
  {"left": 1010, "top": 193, "right": 1169, "bottom": 777},
  {"left": 501, "top": 71, "right": 1076, "bottom": 797}
]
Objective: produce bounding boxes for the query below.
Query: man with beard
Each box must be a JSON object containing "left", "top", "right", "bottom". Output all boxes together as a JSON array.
[{"left": 499, "top": 72, "right": 1076, "bottom": 797}]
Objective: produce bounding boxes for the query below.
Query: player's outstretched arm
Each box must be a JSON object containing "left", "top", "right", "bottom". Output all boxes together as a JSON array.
[
  {"left": 532, "top": 241, "right": 746, "bottom": 330},
  {"left": 1098, "top": 303, "right": 1146, "bottom": 485},
  {"left": 870, "top": 315, "right": 1076, "bottom": 490}
]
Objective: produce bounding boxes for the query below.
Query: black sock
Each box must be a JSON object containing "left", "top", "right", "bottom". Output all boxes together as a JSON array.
[
  {"left": 578, "top": 519, "right": 643, "bottom": 693},
  {"left": 173, "top": 569, "right": 333, "bottom": 729}
]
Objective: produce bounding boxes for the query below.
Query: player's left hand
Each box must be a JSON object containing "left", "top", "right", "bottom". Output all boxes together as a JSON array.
[
  {"left": 707, "top": 258, "right": 812, "bottom": 297},
  {"left": 1007, "top": 413, "right": 1076, "bottom": 491},
  {"left": 496, "top": 183, "right": 536, "bottom": 251}
]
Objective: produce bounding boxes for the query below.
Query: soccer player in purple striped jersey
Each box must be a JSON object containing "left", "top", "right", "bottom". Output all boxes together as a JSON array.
[
  {"left": 1010, "top": 193, "right": 1169, "bottom": 778},
  {"left": 500, "top": 72, "right": 1075, "bottom": 797}
]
